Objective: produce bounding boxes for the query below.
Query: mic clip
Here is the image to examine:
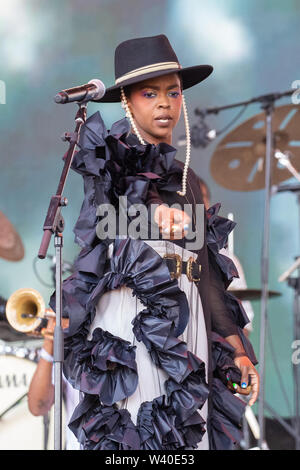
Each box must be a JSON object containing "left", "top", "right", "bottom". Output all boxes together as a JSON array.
[{"left": 61, "top": 131, "right": 78, "bottom": 143}]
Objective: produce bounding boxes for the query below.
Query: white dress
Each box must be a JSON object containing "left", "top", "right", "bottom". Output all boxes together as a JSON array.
[{"left": 88, "top": 239, "right": 209, "bottom": 450}]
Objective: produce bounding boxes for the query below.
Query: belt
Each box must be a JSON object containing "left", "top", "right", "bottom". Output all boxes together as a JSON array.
[{"left": 163, "top": 253, "right": 201, "bottom": 282}]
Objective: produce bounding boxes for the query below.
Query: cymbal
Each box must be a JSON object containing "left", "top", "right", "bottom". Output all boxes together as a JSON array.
[
  {"left": 228, "top": 288, "right": 282, "bottom": 301},
  {"left": 210, "top": 104, "right": 300, "bottom": 191},
  {"left": 0, "top": 323, "right": 29, "bottom": 342},
  {"left": 0, "top": 296, "right": 28, "bottom": 341},
  {"left": 0, "top": 211, "right": 24, "bottom": 261}
]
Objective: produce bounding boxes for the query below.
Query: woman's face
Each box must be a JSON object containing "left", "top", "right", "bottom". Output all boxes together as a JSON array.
[{"left": 125, "top": 73, "right": 182, "bottom": 145}]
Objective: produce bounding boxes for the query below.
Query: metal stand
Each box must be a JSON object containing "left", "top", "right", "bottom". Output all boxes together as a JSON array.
[
  {"left": 38, "top": 103, "right": 87, "bottom": 450},
  {"left": 291, "top": 193, "right": 300, "bottom": 449},
  {"left": 193, "top": 88, "right": 296, "bottom": 449},
  {"left": 257, "top": 100, "right": 273, "bottom": 449},
  {"left": 276, "top": 184, "right": 300, "bottom": 449},
  {"left": 43, "top": 414, "right": 50, "bottom": 450},
  {"left": 53, "top": 232, "right": 64, "bottom": 450}
]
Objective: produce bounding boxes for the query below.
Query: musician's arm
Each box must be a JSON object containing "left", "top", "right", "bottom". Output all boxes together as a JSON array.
[{"left": 27, "top": 337, "right": 54, "bottom": 416}]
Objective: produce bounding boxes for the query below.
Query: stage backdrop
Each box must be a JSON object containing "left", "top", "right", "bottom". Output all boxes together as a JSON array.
[{"left": 1, "top": 0, "right": 299, "bottom": 421}]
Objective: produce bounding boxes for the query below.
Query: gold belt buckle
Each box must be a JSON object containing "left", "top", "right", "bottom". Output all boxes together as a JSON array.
[
  {"left": 187, "top": 257, "right": 201, "bottom": 282},
  {"left": 163, "top": 253, "right": 182, "bottom": 280}
]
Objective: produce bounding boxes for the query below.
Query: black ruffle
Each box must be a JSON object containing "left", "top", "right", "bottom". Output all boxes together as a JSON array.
[
  {"left": 209, "top": 332, "right": 247, "bottom": 450},
  {"left": 50, "top": 236, "right": 190, "bottom": 339},
  {"left": 70, "top": 112, "right": 183, "bottom": 249},
  {"left": 132, "top": 302, "right": 209, "bottom": 449},
  {"left": 206, "top": 203, "right": 239, "bottom": 288},
  {"left": 137, "top": 397, "right": 206, "bottom": 450},
  {"left": 137, "top": 398, "right": 184, "bottom": 450},
  {"left": 60, "top": 235, "right": 210, "bottom": 449},
  {"left": 211, "top": 332, "right": 242, "bottom": 384},
  {"left": 209, "top": 377, "right": 246, "bottom": 450},
  {"left": 206, "top": 203, "right": 258, "bottom": 365},
  {"left": 205, "top": 203, "right": 258, "bottom": 448},
  {"left": 50, "top": 111, "right": 256, "bottom": 451},
  {"left": 63, "top": 327, "right": 138, "bottom": 406},
  {"left": 69, "top": 395, "right": 140, "bottom": 450},
  {"left": 223, "top": 291, "right": 258, "bottom": 364},
  {"left": 104, "top": 133, "right": 182, "bottom": 206}
]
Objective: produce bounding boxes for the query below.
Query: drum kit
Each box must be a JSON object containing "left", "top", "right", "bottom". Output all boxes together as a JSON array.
[
  {"left": 0, "top": 212, "right": 67, "bottom": 450},
  {"left": 199, "top": 102, "right": 300, "bottom": 305},
  {"left": 199, "top": 93, "right": 300, "bottom": 450}
]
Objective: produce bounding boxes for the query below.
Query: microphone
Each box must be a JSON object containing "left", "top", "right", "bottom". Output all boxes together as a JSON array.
[
  {"left": 54, "top": 79, "right": 106, "bottom": 104},
  {"left": 191, "top": 123, "right": 217, "bottom": 148},
  {"left": 178, "top": 123, "right": 217, "bottom": 148}
]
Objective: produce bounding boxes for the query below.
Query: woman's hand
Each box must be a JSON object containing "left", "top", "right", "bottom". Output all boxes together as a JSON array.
[
  {"left": 154, "top": 204, "right": 191, "bottom": 240},
  {"left": 233, "top": 355, "right": 260, "bottom": 406}
]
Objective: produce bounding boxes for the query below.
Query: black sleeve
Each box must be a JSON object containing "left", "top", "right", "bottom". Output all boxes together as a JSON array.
[
  {"left": 147, "top": 181, "right": 164, "bottom": 206},
  {"left": 208, "top": 251, "right": 239, "bottom": 337}
]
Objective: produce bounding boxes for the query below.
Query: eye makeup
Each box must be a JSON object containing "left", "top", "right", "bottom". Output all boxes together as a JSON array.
[{"left": 141, "top": 89, "right": 181, "bottom": 99}]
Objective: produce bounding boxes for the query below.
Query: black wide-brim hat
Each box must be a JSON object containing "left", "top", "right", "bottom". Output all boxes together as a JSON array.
[{"left": 96, "top": 34, "right": 213, "bottom": 103}]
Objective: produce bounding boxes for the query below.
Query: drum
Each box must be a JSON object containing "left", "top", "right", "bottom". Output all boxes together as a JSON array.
[{"left": 0, "top": 344, "right": 65, "bottom": 450}]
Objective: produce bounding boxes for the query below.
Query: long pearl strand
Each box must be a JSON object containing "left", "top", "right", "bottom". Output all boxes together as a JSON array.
[
  {"left": 120, "top": 86, "right": 146, "bottom": 145},
  {"left": 177, "top": 94, "right": 191, "bottom": 197},
  {"left": 120, "top": 86, "right": 190, "bottom": 196}
]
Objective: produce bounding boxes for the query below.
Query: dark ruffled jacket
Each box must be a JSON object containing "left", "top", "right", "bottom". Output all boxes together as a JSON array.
[{"left": 50, "top": 111, "right": 257, "bottom": 451}]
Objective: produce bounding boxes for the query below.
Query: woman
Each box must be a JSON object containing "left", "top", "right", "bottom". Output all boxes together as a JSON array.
[{"left": 51, "top": 34, "right": 259, "bottom": 450}]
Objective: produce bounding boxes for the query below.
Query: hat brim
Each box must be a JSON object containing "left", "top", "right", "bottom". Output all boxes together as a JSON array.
[{"left": 95, "top": 64, "right": 213, "bottom": 103}]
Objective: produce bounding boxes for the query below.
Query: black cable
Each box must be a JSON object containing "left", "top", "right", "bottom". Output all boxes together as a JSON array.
[
  {"left": 190, "top": 103, "right": 249, "bottom": 148},
  {"left": 215, "top": 104, "right": 249, "bottom": 138},
  {"left": 32, "top": 256, "right": 54, "bottom": 288}
]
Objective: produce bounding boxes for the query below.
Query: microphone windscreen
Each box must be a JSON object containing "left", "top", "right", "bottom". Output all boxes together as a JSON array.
[{"left": 89, "top": 79, "right": 106, "bottom": 100}]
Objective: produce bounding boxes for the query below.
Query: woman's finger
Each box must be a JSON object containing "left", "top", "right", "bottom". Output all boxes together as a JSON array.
[
  {"left": 156, "top": 206, "right": 190, "bottom": 240},
  {"left": 240, "top": 365, "right": 249, "bottom": 390},
  {"left": 173, "top": 210, "right": 190, "bottom": 225},
  {"left": 248, "top": 369, "right": 260, "bottom": 406},
  {"left": 229, "top": 382, "right": 252, "bottom": 396}
]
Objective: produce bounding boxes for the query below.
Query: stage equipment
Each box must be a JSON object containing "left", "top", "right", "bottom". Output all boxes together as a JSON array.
[
  {"left": 210, "top": 104, "right": 300, "bottom": 191},
  {"left": 275, "top": 180, "right": 300, "bottom": 450},
  {"left": 54, "top": 78, "right": 105, "bottom": 104},
  {"left": 0, "top": 211, "right": 24, "bottom": 261},
  {"left": 0, "top": 344, "right": 65, "bottom": 450},
  {"left": 195, "top": 89, "right": 296, "bottom": 449},
  {"left": 38, "top": 98, "right": 88, "bottom": 450},
  {"left": 228, "top": 289, "right": 281, "bottom": 301}
]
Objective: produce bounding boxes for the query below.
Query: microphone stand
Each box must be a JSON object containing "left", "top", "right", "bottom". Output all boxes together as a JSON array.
[
  {"left": 279, "top": 246, "right": 300, "bottom": 450},
  {"left": 38, "top": 102, "right": 87, "bottom": 450},
  {"left": 276, "top": 180, "right": 300, "bottom": 450},
  {"left": 257, "top": 97, "right": 273, "bottom": 450},
  {"left": 194, "top": 89, "right": 294, "bottom": 116},
  {"left": 194, "top": 89, "right": 295, "bottom": 449}
]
